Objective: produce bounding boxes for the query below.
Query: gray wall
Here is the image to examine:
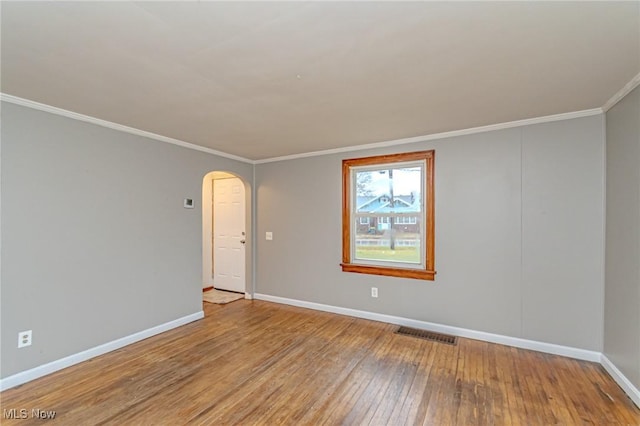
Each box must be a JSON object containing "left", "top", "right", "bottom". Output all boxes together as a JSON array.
[
  {"left": 604, "top": 86, "right": 640, "bottom": 389},
  {"left": 256, "top": 115, "right": 605, "bottom": 351},
  {"left": 0, "top": 99, "right": 612, "bottom": 381},
  {"left": 0, "top": 102, "right": 253, "bottom": 378}
]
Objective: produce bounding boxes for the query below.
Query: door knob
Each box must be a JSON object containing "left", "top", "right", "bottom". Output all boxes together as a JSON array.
[{"left": 240, "top": 240, "right": 246, "bottom": 244}]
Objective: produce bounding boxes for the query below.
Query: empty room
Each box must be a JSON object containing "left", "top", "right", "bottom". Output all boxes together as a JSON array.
[{"left": 1, "top": 1, "right": 639, "bottom": 424}]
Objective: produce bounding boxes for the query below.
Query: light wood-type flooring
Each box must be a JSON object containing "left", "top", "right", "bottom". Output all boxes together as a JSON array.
[{"left": 1, "top": 300, "right": 639, "bottom": 425}]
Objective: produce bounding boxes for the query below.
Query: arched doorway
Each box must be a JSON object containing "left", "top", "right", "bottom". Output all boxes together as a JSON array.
[{"left": 202, "top": 171, "right": 251, "bottom": 296}]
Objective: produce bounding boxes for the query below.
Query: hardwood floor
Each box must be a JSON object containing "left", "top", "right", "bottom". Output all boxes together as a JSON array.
[{"left": 2, "top": 300, "right": 639, "bottom": 425}]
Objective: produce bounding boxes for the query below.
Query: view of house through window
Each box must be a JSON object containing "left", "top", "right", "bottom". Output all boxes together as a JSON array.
[
  {"left": 341, "top": 150, "right": 435, "bottom": 280},
  {"left": 354, "top": 164, "right": 423, "bottom": 265}
]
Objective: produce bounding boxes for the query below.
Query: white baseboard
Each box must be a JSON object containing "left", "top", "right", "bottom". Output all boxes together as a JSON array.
[
  {"left": 4, "top": 297, "right": 638, "bottom": 410},
  {"left": 254, "top": 293, "right": 640, "bottom": 407},
  {"left": 601, "top": 354, "right": 640, "bottom": 408},
  {"left": 0, "top": 311, "right": 204, "bottom": 392},
  {"left": 254, "top": 293, "right": 601, "bottom": 362}
]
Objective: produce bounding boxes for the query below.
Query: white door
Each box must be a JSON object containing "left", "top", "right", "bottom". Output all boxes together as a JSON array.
[{"left": 213, "top": 177, "right": 245, "bottom": 293}]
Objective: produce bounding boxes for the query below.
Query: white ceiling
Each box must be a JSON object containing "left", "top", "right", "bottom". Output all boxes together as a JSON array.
[{"left": 2, "top": 1, "right": 639, "bottom": 161}]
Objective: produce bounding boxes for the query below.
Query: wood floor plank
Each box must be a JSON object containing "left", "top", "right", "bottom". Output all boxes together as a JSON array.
[
  {"left": 104, "top": 306, "right": 322, "bottom": 425},
  {"left": 1, "top": 300, "right": 638, "bottom": 425},
  {"left": 257, "top": 319, "right": 380, "bottom": 425},
  {"left": 313, "top": 328, "right": 399, "bottom": 425},
  {"left": 389, "top": 341, "right": 437, "bottom": 425},
  {"left": 295, "top": 320, "right": 389, "bottom": 425},
  {"left": 491, "top": 345, "right": 521, "bottom": 426},
  {"left": 420, "top": 341, "right": 460, "bottom": 425},
  {"left": 368, "top": 335, "right": 424, "bottom": 425}
]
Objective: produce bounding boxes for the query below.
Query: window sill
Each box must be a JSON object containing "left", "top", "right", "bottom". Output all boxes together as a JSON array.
[{"left": 340, "top": 263, "right": 436, "bottom": 280}]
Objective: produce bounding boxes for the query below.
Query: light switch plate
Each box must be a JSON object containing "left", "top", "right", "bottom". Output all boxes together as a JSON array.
[{"left": 266, "top": 232, "right": 273, "bottom": 240}]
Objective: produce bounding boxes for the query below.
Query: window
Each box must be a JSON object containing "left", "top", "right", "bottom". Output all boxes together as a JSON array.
[
  {"left": 341, "top": 150, "right": 435, "bottom": 280},
  {"left": 395, "top": 216, "right": 417, "bottom": 225}
]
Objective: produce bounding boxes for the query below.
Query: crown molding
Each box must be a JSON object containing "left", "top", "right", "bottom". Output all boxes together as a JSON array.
[
  {"left": 2, "top": 93, "right": 606, "bottom": 165},
  {"left": 602, "top": 72, "right": 640, "bottom": 113},
  {"left": 0, "top": 93, "right": 255, "bottom": 164},
  {"left": 254, "top": 108, "right": 603, "bottom": 164}
]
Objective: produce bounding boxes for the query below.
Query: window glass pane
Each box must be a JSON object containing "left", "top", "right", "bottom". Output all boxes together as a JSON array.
[
  {"left": 354, "top": 164, "right": 423, "bottom": 265},
  {"left": 354, "top": 216, "right": 421, "bottom": 264},
  {"left": 355, "top": 166, "right": 422, "bottom": 215}
]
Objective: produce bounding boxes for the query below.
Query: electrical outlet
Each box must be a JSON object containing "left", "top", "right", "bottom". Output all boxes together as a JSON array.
[
  {"left": 371, "top": 287, "right": 378, "bottom": 298},
  {"left": 18, "top": 330, "right": 32, "bottom": 348}
]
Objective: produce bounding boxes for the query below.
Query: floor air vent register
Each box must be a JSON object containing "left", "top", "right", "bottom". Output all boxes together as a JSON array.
[{"left": 395, "top": 326, "right": 458, "bottom": 345}]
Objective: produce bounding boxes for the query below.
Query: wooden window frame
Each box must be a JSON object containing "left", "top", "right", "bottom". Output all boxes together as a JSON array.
[{"left": 341, "top": 150, "right": 436, "bottom": 280}]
